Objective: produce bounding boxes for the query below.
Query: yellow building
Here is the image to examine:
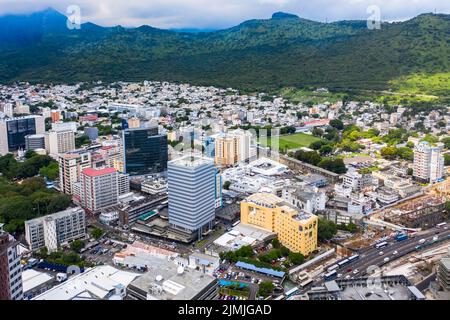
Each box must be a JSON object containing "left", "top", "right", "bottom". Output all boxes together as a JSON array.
[
  {"left": 215, "top": 134, "right": 238, "bottom": 167},
  {"left": 167, "top": 131, "right": 177, "bottom": 142},
  {"left": 127, "top": 117, "right": 141, "bottom": 129},
  {"left": 240, "top": 193, "right": 318, "bottom": 256}
]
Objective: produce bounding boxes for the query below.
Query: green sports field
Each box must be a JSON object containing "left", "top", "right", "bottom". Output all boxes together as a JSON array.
[{"left": 261, "top": 133, "right": 322, "bottom": 152}]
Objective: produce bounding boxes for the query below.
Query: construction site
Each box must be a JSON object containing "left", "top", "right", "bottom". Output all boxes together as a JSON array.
[{"left": 377, "top": 195, "right": 448, "bottom": 230}]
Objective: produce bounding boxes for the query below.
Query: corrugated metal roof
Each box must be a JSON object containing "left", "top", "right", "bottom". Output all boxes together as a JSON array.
[{"left": 236, "top": 261, "right": 285, "bottom": 278}]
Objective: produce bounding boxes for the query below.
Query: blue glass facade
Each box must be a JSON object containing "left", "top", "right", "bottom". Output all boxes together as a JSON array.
[
  {"left": 123, "top": 127, "right": 168, "bottom": 176},
  {"left": 7, "top": 118, "right": 37, "bottom": 151}
]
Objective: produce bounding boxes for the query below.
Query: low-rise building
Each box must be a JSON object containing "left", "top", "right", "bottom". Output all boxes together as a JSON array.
[
  {"left": 25, "top": 207, "right": 86, "bottom": 252},
  {"left": 282, "top": 185, "right": 326, "bottom": 214}
]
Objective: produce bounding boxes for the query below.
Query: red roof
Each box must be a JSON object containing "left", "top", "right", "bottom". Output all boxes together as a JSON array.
[{"left": 82, "top": 167, "right": 117, "bottom": 177}]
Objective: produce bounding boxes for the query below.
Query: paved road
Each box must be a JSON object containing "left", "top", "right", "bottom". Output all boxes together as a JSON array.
[{"left": 312, "top": 226, "right": 450, "bottom": 287}]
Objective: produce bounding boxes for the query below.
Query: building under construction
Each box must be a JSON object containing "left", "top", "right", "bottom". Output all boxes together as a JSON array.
[{"left": 384, "top": 196, "right": 448, "bottom": 229}]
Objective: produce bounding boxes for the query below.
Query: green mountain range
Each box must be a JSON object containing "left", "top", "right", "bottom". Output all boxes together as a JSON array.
[{"left": 0, "top": 9, "right": 448, "bottom": 95}]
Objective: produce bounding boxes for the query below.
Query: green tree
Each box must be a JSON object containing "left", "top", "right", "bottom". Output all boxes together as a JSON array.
[
  {"left": 70, "top": 240, "right": 86, "bottom": 253},
  {"left": 318, "top": 219, "right": 338, "bottom": 243},
  {"left": 258, "top": 282, "right": 275, "bottom": 298},
  {"left": 294, "top": 150, "right": 322, "bottom": 166},
  {"left": 443, "top": 154, "right": 450, "bottom": 166},
  {"left": 318, "top": 158, "right": 347, "bottom": 174},
  {"left": 319, "top": 144, "right": 333, "bottom": 155},
  {"left": 24, "top": 150, "right": 37, "bottom": 159},
  {"left": 223, "top": 181, "right": 232, "bottom": 190},
  {"left": 76, "top": 135, "right": 91, "bottom": 148},
  {"left": 288, "top": 252, "right": 305, "bottom": 265},
  {"left": 329, "top": 119, "right": 344, "bottom": 130},
  {"left": 272, "top": 239, "right": 281, "bottom": 249},
  {"left": 442, "top": 137, "right": 450, "bottom": 149},
  {"left": 39, "top": 162, "right": 59, "bottom": 180},
  {"left": 396, "top": 147, "right": 414, "bottom": 161},
  {"left": 380, "top": 146, "right": 398, "bottom": 160},
  {"left": 310, "top": 140, "right": 327, "bottom": 150},
  {"left": 91, "top": 228, "right": 104, "bottom": 240}
]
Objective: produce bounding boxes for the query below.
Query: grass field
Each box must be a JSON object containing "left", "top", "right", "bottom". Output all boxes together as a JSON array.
[{"left": 261, "top": 133, "right": 322, "bottom": 152}]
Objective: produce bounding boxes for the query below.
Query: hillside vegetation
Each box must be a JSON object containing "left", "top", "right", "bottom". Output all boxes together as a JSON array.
[{"left": 0, "top": 10, "right": 448, "bottom": 96}]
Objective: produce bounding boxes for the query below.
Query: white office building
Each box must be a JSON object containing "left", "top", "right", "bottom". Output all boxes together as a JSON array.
[
  {"left": 0, "top": 226, "right": 23, "bottom": 300},
  {"left": 168, "top": 156, "right": 216, "bottom": 239},
  {"left": 25, "top": 207, "right": 86, "bottom": 252}
]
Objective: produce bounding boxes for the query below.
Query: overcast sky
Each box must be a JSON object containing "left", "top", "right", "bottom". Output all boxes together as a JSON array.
[{"left": 0, "top": 0, "right": 448, "bottom": 29}]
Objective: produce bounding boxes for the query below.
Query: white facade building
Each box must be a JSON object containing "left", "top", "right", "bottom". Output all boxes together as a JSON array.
[
  {"left": 0, "top": 228, "right": 23, "bottom": 300},
  {"left": 413, "top": 141, "right": 445, "bottom": 183},
  {"left": 46, "top": 130, "right": 76, "bottom": 157},
  {"left": 59, "top": 151, "right": 91, "bottom": 195},
  {"left": 25, "top": 207, "right": 86, "bottom": 252},
  {"left": 77, "top": 167, "right": 119, "bottom": 213}
]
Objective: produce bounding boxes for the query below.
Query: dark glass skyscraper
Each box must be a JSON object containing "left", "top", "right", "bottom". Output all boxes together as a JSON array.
[
  {"left": 123, "top": 126, "right": 168, "bottom": 176},
  {"left": 0, "top": 116, "right": 45, "bottom": 156}
]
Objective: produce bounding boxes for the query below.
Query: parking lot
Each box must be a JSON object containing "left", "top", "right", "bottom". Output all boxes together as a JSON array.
[
  {"left": 216, "top": 267, "right": 284, "bottom": 300},
  {"left": 81, "top": 239, "right": 128, "bottom": 266}
]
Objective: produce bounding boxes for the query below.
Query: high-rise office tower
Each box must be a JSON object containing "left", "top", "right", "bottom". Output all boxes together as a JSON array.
[
  {"left": 0, "top": 226, "right": 23, "bottom": 300},
  {"left": 168, "top": 156, "right": 216, "bottom": 239},
  {"left": 0, "top": 115, "right": 45, "bottom": 155},
  {"left": 122, "top": 126, "right": 168, "bottom": 176},
  {"left": 413, "top": 141, "right": 445, "bottom": 183}
]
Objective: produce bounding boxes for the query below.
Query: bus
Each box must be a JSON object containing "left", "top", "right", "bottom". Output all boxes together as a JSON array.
[
  {"left": 299, "top": 279, "right": 314, "bottom": 289},
  {"left": 326, "top": 264, "right": 339, "bottom": 273},
  {"left": 285, "top": 287, "right": 299, "bottom": 298},
  {"left": 323, "top": 270, "right": 338, "bottom": 281},
  {"left": 375, "top": 241, "right": 388, "bottom": 249},
  {"left": 348, "top": 254, "right": 360, "bottom": 262},
  {"left": 436, "top": 222, "right": 447, "bottom": 229},
  {"left": 337, "top": 259, "right": 350, "bottom": 268}
]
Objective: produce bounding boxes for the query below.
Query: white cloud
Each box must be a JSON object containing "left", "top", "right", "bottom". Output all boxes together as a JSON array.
[{"left": 0, "top": 0, "right": 447, "bottom": 29}]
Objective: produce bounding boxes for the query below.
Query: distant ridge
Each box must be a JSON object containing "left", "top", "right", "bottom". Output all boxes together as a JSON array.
[
  {"left": 271, "top": 12, "right": 300, "bottom": 19},
  {"left": 0, "top": 9, "right": 448, "bottom": 94}
]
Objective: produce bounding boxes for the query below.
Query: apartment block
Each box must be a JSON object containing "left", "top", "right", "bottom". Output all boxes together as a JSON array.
[
  {"left": 413, "top": 141, "right": 445, "bottom": 183},
  {"left": 59, "top": 151, "right": 91, "bottom": 195},
  {"left": 25, "top": 207, "right": 86, "bottom": 253},
  {"left": 0, "top": 227, "right": 23, "bottom": 300},
  {"left": 77, "top": 167, "right": 119, "bottom": 213}
]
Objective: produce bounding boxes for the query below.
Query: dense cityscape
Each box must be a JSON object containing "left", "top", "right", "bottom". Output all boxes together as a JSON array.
[{"left": 0, "top": 80, "right": 449, "bottom": 302}]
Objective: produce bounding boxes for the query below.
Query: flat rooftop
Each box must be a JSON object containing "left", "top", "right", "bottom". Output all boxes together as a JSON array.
[
  {"left": 128, "top": 262, "right": 216, "bottom": 300},
  {"left": 169, "top": 155, "right": 213, "bottom": 168},
  {"left": 33, "top": 265, "right": 139, "bottom": 300},
  {"left": 26, "top": 207, "right": 84, "bottom": 225}
]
